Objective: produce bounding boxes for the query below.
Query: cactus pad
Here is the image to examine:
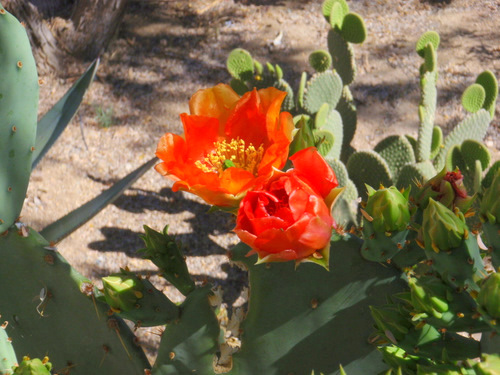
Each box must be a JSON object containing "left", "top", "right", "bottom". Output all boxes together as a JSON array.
[
  {"left": 475, "top": 70, "right": 498, "bottom": 118},
  {"left": 337, "top": 86, "right": 357, "bottom": 152},
  {"left": 374, "top": 135, "right": 416, "bottom": 178},
  {"left": 429, "top": 126, "right": 443, "bottom": 160},
  {"left": 483, "top": 160, "right": 500, "bottom": 189},
  {"left": 0, "top": 7, "right": 39, "bottom": 233},
  {"left": 416, "top": 31, "right": 440, "bottom": 58},
  {"left": 327, "top": 29, "right": 356, "bottom": 85},
  {"left": 309, "top": 50, "right": 332, "bottom": 73},
  {"left": 303, "top": 71, "right": 343, "bottom": 114},
  {"left": 460, "top": 139, "right": 491, "bottom": 171},
  {"left": 461, "top": 83, "right": 486, "bottom": 113},
  {"left": 0, "top": 323, "right": 17, "bottom": 374},
  {"left": 230, "top": 238, "right": 404, "bottom": 374},
  {"left": 329, "top": 2, "right": 346, "bottom": 29},
  {"left": 0, "top": 227, "right": 149, "bottom": 374},
  {"left": 396, "top": 160, "right": 436, "bottom": 193},
  {"left": 227, "top": 48, "right": 254, "bottom": 81},
  {"left": 346, "top": 150, "right": 392, "bottom": 200},
  {"left": 340, "top": 13, "right": 367, "bottom": 44},
  {"left": 322, "top": 0, "right": 349, "bottom": 23},
  {"left": 320, "top": 109, "right": 343, "bottom": 159},
  {"left": 297, "top": 71, "right": 307, "bottom": 111},
  {"left": 434, "top": 109, "right": 491, "bottom": 170},
  {"left": 423, "top": 43, "right": 437, "bottom": 72},
  {"left": 274, "top": 78, "right": 295, "bottom": 112}
]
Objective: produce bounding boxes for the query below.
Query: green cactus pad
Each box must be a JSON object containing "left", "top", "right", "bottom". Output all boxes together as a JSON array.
[
  {"left": 417, "top": 71, "right": 437, "bottom": 162},
  {"left": 309, "top": 50, "right": 333, "bottom": 73},
  {"left": 303, "top": 71, "right": 343, "bottom": 114},
  {"left": 416, "top": 31, "right": 440, "bottom": 58},
  {"left": 152, "top": 287, "right": 219, "bottom": 375},
  {"left": 434, "top": 109, "right": 491, "bottom": 170},
  {"left": 274, "top": 78, "right": 295, "bottom": 112},
  {"left": 346, "top": 150, "right": 393, "bottom": 200},
  {"left": 429, "top": 126, "right": 443, "bottom": 160},
  {"left": 337, "top": 86, "right": 357, "bottom": 155},
  {"left": 332, "top": 179, "right": 359, "bottom": 226},
  {"left": 313, "top": 129, "right": 335, "bottom": 157},
  {"left": 460, "top": 139, "right": 491, "bottom": 171},
  {"left": 329, "top": 2, "right": 347, "bottom": 29},
  {"left": 396, "top": 161, "right": 436, "bottom": 194},
  {"left": 483, "top": 160, "right": 500, "bottom": 189},
  {"left": 0, "top": 323, "right": 17, "bottom": 374},
  {"left": 340, "top": 12, "right": 367, "bottom": 44},
  {"left": 230, "top": 78, "right": 249, "bottom": 96},
  {"left": 0, "top": 227, "right": 150, "bottom": 374},
  {"left": 327, "top": 29, "right": 356, "bottom": 85},
  {"left": 374, "top": 135, "right": 416, "bottom": 178},
  {"left": 322, "top": 0, "right": 349, "bottom": 23},
  {"left": 314, "top": 103, "right": 331, "bottom": 129},
  {"left": 325, "top": 158, "right": 349, "bottom": 187},
  {"left": 0, "top": 7, "right": 39, "bottom": 233},
  {"left": 227, "top": 48, "right": 254, "bottom": 81},
  {"left": 475, "top": 70, "right": 498, "bottom": 118},
  {"left": 423, "top": 43, "right": 437, "bottom": 72},
  {"left": 230, "top": 236, "right": 404, "bottom": 374},
  {"left": 461, "top": 83, "right": 486, "bottom": 113},
  {"left": 320, "top": 109, "right": 343, "bottom": 159}
]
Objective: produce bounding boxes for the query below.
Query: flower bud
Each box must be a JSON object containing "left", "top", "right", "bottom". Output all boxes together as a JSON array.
[
  {"left": 364, "top": 185, "right": 410, "bottom": 233},
  {"left": 480, "top": 169, "right": 500, "bottom": 224},
  {"left": 102, "top": 269, "right": 144, "bottom": 312},
  {"left": 421, "top": 199, "right": 467, "bottom": 252},
  {"left": 416, "top": 168, "right": 474, "bottom": 213},
  {"left": 477, "top": 273, "right": 500, "bottom": 320}
]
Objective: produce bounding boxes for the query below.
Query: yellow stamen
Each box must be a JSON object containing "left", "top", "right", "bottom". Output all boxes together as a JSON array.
[{"left": 195, "top": 138, "right": 264, "bottom": 175}]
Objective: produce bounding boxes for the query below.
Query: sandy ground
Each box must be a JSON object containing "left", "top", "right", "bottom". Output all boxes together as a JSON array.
[{"left": 19, "top": 0, "right": 500, "bottom": 361}]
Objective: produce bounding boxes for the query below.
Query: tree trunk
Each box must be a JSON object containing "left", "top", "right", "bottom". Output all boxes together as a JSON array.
[
  {"left": 62, "top": 0, "right": 128, "bottom": 60},
  {"left": 4, "top": 0, "right": 128, "bottom": 73}
]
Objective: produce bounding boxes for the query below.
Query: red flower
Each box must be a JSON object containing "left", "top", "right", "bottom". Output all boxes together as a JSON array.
[
  {"left": 155, "top": 84, "right": 294, "bottom": 207},
  {"left": 234, "top": 147, "right": 342, "bottom": 267}
]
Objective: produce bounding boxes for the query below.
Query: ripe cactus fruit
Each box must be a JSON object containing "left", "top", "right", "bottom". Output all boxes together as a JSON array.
[
  {"left": 0, "top": 5, "right": 39, "bottom": 233},
  {"left": 477, "top": 273, "right": 500, "bottom": 321}
]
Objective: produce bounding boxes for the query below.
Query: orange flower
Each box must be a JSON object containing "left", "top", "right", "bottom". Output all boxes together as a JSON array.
[{"left": 155, "top": 84, "right": 294, "bottom": 207}]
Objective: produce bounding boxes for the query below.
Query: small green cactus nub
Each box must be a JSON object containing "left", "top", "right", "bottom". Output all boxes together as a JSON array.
[
  {"left": 309, "top": 50, "right": 332, "bottom": 73},
  {"left": 421, "top": 199, "right": 467, "bottom": 253},
  {"left": 476, "top": 273, "right": 500, "bottom": 320},
  {"left": 461, "top": 83, "right": 486, "bottom": 113},
  {"left": 226, "top": 48, "right": 254, "bottom": 81},
  {"left": 341, "top": 12, "right": 367, "bottom": 44},
  {"left": 429, "top": 126, "right": 443, "bottom": 160},
  {"left": 416, "top": 31, "right": 440, "bottom": 58}
]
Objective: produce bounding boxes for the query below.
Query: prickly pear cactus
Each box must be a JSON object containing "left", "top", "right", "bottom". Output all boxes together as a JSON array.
[{"left": 0, "top": 5, "right": 39, "bottom": 233}]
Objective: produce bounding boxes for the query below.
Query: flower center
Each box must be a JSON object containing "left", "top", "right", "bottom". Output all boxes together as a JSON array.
[{"left": 195, "top": 138, "right": 264, "bottom": 175}]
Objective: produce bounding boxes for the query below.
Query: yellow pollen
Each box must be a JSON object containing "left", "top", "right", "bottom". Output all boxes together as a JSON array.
[{"left": 195, "top": 138, "right": 264, "bottom": 175}]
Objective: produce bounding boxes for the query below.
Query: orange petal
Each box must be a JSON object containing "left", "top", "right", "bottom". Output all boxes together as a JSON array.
[
  {"left": 218, "top": 167, "right": 256, "bottom": 196},
  {"left": 189, "top": 84, "right": 240, "bottom": 132},
  {"left": 181, "top": 114, "right": 221, "bottom": 160}
]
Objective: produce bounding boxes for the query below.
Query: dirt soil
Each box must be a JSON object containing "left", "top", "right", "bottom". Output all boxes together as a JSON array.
[{"left": 21, "top": 0, "right": 500, "bottom": 362}]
